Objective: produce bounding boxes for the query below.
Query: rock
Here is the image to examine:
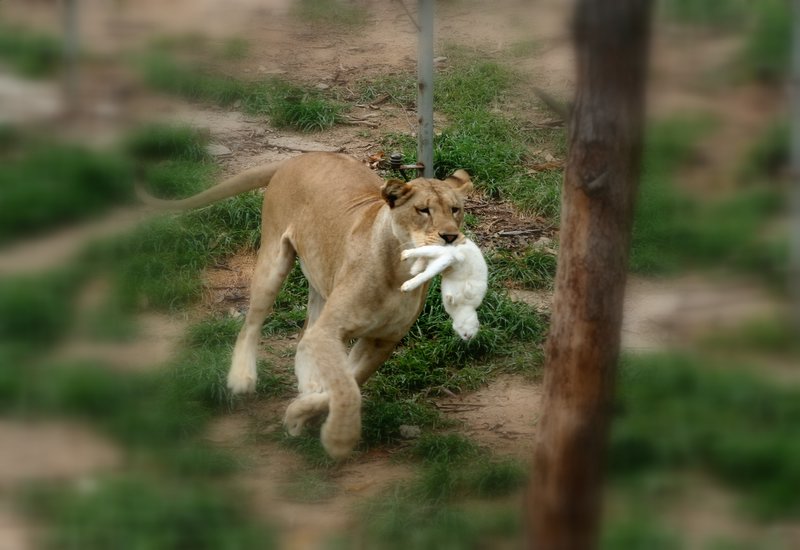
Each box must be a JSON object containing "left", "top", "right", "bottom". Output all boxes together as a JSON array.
[
  {"left": 206, "top": 143, "right": 232, "bottom": 157},
  {"left": 399, "top": 425, "right": 421, "bottom": 439},
  {"left": 315, "top": 83, "right": 331, "bottom": 90}
]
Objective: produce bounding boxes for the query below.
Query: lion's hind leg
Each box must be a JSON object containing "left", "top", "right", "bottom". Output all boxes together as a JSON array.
[{"left": 228, "top": 236, "right": 296, "bottom": 394}]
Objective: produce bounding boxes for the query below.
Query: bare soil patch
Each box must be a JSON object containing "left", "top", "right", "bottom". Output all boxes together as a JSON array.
[
  {"left": 437, "top": 374, "right": 541, "bottom": 461},
  {"left": 208, "top": 400, "right": 414, "bottom": 548},
  {"left": 0, "top": 419, "right": 120, "bottom": 488}
]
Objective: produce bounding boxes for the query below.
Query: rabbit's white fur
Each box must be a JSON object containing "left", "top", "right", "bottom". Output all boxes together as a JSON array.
[{"left": 400, "top": 239, "right": 488, "bottom": 340}]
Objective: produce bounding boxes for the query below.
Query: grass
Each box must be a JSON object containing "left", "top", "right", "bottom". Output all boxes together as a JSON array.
[
  {"left": 138, "top": 52, "right": 248, "bottom": 106},
  {"left": 360, "top": 276, "right": 546, "bottom": 448},
  {"left": 0, "top": 23, "right": 60, "bottom": 77},
  {"left": 139, "top": 52, "right": 344, "bottom": 132},
  {"left": 291, "top": 0, "right": 367, "bottom": 26},
  {"left": 660, "top": 1, "right": 789, "bottom": 82},
  {"left": 281, "top": 470, "right": 338, "bottom": 502},
  {"left": 0, "top": 268, "right": 84, "bottom": 350},
  {"left": 262, "top": 81, "right": 344, "bottom": 132},
  {"left": 376, "top": 50, "right": 566, "bottom": 222},
  {"left": 89, "top": 198, "right": 260, "bottom": 310},
  {"left": 740, "top": 118, "right": 788, "bottom": 182},
  {"left": 358, "top": 487, "right": 521, "bottom": 550},
  {"left": 87, "top": 124, "right": 263, "bottom": 311},
  {"left": 352, "top": 431, "right": 527, "bottom": 549},
  {"left": 741, "top": 0, "right": 790, "bottom": 82},
  {"left": 702, "top": 316, "right": 800, "bottom": 358},
  {"left": 409, "top": 432, "right": 482, "bottom": 464},
  {"left": 601, "top": 514, "right": 680, "bottom": 550},
  {"left": 609, "top": 353, "right": 800, "bottom": 519},
  {"left": 488, "top": 247, "right": 557, "bottom": 290},
  {"left": 358, "top": 73, "right": 416, "bottom": 107},
  {"left": 0, "top": 141, "right": 133, "bottom": 245},
  {"left": 126, "top": 123, "right": 211, "bottom": 164},
  {"left": 0, "top": 312, "right": 287, "bottom": 455},
  {"left": 23, "top": 475, "right": 275, "bottom": 550},
  {"left": 660, "top": 0, "right": 752, "bottom": 28},
  {"left": 221, "top": 37, "right": 249, "bottom": 60},
  {"left": 630, "top": 116, "right": 786, "bottom": 280},
  {"left": 265, "top": 274, "right": 547, "bottom": 449}
]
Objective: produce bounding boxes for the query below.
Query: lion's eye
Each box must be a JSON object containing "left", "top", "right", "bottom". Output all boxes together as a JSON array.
[
  {"left": 452, "top": 207, "right": 461, "bottom": 215},
  {"left": 416, "top": 207, "right": 430, "bottom": 215}
]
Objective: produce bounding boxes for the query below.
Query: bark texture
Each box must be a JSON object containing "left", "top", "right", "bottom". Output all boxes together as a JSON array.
[{"left": 527, "top": 1, "right": 653, "bottom": 549}]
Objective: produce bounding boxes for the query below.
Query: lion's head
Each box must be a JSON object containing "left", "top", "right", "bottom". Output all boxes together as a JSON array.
[{"left": 380, "top": 170, "right": 473, "bottom": 247}]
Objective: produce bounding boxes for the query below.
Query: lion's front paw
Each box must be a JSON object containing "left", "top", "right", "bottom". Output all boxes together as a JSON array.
[
  {"left": 400, "top": 280, "right": 413, "bottom": 292},
  {"left": 283, "top": 411, "right": 307, "bottom": 437},
  {"left": 227, "top": 369, "right": 257, "bottom": 394},
  {"left": 284, "top": 393, "right": 329, "bottom": 436}
]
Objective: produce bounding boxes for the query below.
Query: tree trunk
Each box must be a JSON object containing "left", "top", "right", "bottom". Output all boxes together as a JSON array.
[{"left": 527, "top": 1, "right": 653, "bottom": 549}]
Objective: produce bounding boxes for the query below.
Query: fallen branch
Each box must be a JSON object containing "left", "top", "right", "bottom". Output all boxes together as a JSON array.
[{"left": 497, "top": 229, "right": 540, "bottom": 237}]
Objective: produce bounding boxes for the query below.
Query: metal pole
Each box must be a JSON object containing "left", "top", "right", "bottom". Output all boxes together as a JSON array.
[
  {"left": 63, "top": 0, "right": 79, "bottom": 114},
  {"left": 792, "top": 0, "right": 800, "bottom": 331},
  {"left": 417, "top": 0, "right": 434, "bottom": 178}
]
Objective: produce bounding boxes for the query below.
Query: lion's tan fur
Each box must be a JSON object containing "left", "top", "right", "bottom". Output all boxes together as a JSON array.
[{"left": 144, "top": 153, "right": 472, "bottom": 458}]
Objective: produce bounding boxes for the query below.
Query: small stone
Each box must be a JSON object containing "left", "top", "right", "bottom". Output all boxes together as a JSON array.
[
  {"left": 206, "top": 143, "right": 232, "bottom": 157},
  {"left": 433, "top": 56, "right": 447, "bottom": 63},
  {"left": 315, "top": 83, "right": 331, "bottom": 90},
  {"left": 399, "top": 425, "right": 422, "bottom": 439},
  {"left": 228, "top": 307, "right": 244, "bottom": 320}
]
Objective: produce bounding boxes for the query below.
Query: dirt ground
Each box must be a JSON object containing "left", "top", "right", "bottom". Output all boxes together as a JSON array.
[{"left": 0, "top": 0, "right": 792, "bottom": 548}]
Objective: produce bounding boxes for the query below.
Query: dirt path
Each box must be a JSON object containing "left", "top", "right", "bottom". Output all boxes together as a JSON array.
[{"left": 0, "top": 207, "right": 147, "bottom": 276}]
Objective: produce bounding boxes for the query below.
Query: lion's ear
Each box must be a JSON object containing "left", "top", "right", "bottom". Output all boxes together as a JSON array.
[
  {"left": 445, "top": 169, "right": 473, "bottom": 195},
  {"left": 381, "top": 178, "right": 414, "bottom": 208}
]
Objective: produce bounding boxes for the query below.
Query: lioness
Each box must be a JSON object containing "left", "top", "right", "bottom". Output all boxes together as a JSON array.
[{"left": 143, "top": 153, "right": 472, "bottom": 458}]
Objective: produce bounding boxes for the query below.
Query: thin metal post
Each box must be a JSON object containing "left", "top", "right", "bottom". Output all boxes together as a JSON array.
[
  {"left": 63, "top": 0, "right": 80, "bottom": 113},
  {"left": 417, "top": 0, "right": 434, "bottom": 178},
  {"left": 792, "top": 0, "right": 800, "bottom": 331}
]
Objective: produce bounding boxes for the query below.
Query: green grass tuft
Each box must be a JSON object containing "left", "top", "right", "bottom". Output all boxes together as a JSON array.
[
  {"left": 630, "top": 116, "right": 786, "bottom": 280},
  {"left": 742, "top": 0, "right": 790, "bottom": 82},
  {"left": 740, "top": 118, "right": 788, "bottom": 182},
  {"left": 0, "top": 23, "right": 60, "bottom": 77},
  {"left": 221, "top": 37, "right": 249, "bottom": 60},
  {"left": 660, "top": 0, "right": 751, "bottom": 28},
  {"left": 702, "top": 316, "right": 800, "bottom": 358},
  {"left": 361, "top": 397, "right": 442, "bottom": 447},
  {"left": 0, "top": 143, "right": 133, "bottom": 245},
  {"left": 126, "top": 123, "right": 211, "bottom": 164},
  {"left": 0, "top": 269, "right": 84, "bottom": 349},
  {"left": 356, "top": 472, "right": 523, "bottom": 549},
  {"left": 610, "top": 353, "right": 800, "bottom": 519},
  {"left": 267, "top": 84, "right": 343, "bottom": 132},
  {"left": 139, "top": 52, "right": 247, "bottom": 105},
  {"left": 24, "top": 475, "right": 275, "bottom": 549},
  {"left": 139, "top": 52, "right": 343, "bottom": 132},
  {"left": 488, "top": 247, "right": 557, "bottom": 290},
  {"left": 601, "top": 514, "right": 680, "bottom": 550},
  {"left": 291, "top": 0, "right": 367, "bottom": 26},
  {"left": 410, "top": 432, "right": 482, "bottom": 464}
]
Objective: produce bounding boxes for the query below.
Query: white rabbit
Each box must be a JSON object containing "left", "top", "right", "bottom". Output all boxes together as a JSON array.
[{"left": 401, "top": 238, "right": 488, "bottom": 340}]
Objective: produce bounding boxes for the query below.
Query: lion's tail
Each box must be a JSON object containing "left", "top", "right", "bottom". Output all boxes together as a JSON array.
[{"left": 136, "top": 161, "right": 283, "bottom": 211}]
